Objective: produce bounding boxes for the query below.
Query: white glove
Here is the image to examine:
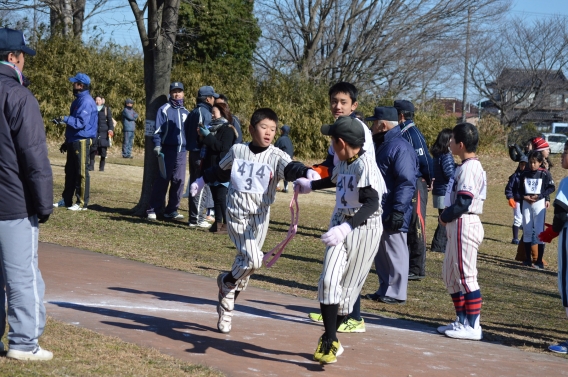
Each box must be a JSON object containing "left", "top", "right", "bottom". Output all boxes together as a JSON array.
[
  {"left": 190, "top": 177, "right": 205, "bottom": 197},
  {"left": 321, "top": 223, "right": 352, "bottom": 246},
  {"left": 306, "top": 169, "right": 321, "bottom": 180},
  {"left": 294, "top": 177, "right": 312, "bottom": 194}
]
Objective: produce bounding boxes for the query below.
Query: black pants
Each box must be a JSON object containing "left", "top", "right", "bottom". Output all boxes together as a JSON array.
[
  {"left": 62, "top": 139, "right": 91, "bottom": 208},
  {"left": 430, "top": 209, "right": 447, "bottom": 252},
  {"left": 210, "top": 184, "right": 228, "bottom": 224},
  {"left": 89, "top": 146, "right": 107, "bottom": 171},
  {"left": 188, "top": 151, "right": 205, "bottom": 223},
  {"left": 408, "top": 178, "right": 428, "bottom": 276}
]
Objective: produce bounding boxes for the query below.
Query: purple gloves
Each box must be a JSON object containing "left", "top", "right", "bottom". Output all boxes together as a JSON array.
[
  {"left": 321, "top": 223, "right": 352, "bottom": 246},
  {"left": 294, "top": 177, "right": 312, "bottom": 194}
]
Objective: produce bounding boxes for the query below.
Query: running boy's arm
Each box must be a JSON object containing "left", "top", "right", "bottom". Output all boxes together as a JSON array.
[{"left": 345, "top": 186, "right": 379, "bottom": 228}]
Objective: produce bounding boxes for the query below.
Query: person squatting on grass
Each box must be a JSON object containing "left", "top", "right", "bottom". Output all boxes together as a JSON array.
[
  {"left": 514, "top": 150, "right": 555, "bottom": 269},
  {"left": 505, "top": 156, "right": 528, "bottom": 245},
  {"left": 294, "top": 116, "right": 386, "bottom": 365},
  {"left": 190, "top": 108, "right": 321, "bottom": 334},
  {"left": 0, "top": 27, "right": 54, "bottom": 361},
  {"left": 538, "top": 141, "right": 568, "bottom": 354},
  {"left": 437, "top": 123, "right": 486, "bottom": 341}
]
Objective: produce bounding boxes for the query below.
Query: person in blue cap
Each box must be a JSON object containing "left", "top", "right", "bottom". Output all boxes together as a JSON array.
[
  {"left": 53, "top": 72, "right": 98, "bottom": 211},
  {"left": 0, "top": 27, "right": 54, "bottom": 360}
]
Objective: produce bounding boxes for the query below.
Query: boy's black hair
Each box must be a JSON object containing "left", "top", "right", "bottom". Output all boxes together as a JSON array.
[
  {"left": 329, "top": 82, "right": 358, "bottom": 103},
  {"left": 528, "top": 150, "right": 544, "bottom": 164},
  {"left": 250, "top": 108, "right": 278, "bottom": 128},
  {"left": 0, "top": 50, "right": 22, "bottom": 62},
  {"left": 431, "top": 128, "right": 453, "bottom": 156},
  {"left": 453, "top": 122, "right": 478, "bottom": 153},
  {"left": 331, "top": 135, "right": 363, "bottom": 149}
]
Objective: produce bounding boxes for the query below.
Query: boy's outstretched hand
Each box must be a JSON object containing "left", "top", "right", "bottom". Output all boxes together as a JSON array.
[
  {"left": 306, "top": 169, "right": 321, "bottom": 180},
  {"left": 538, "top": 223, "right": 559, "bottom": 243},
  {"left": 190, "top": 177, "right": 205, "bottom": 197},
  {"left": 294, "top": 178, "right": 312, "bottom": 194},
  {"left": 321, "top": 223, "right": 352, "bottom": 246}
]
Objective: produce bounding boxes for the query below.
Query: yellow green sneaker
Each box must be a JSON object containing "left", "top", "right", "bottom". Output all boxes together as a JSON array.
[
  {"left": 337, "top": 317, "right": 365, "bottom": 333},
  {"left": 313, "top": 336, "right": 324, "bottom": 361},
  {"left": 308, "top": 312, "right": 323, "bottom": 322},
  {"left": 319, "top": 340, "right": 343, "bottom": 365}
]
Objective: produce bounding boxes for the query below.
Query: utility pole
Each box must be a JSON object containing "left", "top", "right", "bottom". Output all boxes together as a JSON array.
[{"left": 461, "top": 6, "right": 472, "bottom": 123}]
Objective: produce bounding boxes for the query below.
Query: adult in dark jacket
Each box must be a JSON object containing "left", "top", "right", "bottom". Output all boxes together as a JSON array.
[
  {"left": 430, "top": 128, "right": 456, "bottom": 252},
  {"left": 147, "top": 82, "right": 190, "bottom": 220},
  {"left": 54, "top": 72, "right": 98, "bottom": 211},
  {"left": 88, "top": 95, "right": 114, "bottom": 171},
  {"left": 395, "top": 99, "right": 433, "bottom": 280},
  {"left": 198, "top": 102, "right": 238, "bottom": 233},
  {"left": 215, "top": 93, "right": 243, "bottom": 144},
  {"left": 0, "top": 28, "right": 53, "bottom": 360},
  {"left": 186, "top": 85, "right": 219, "bottom": 227},
  {"left": 122, "top": 98, "right": 138, "bottom": 158},
  {"left": 274, "top": 125, "right": 294, "bottom": 192},
  {"left": 363, "top": 106, "right": 417, "bottom": 305}
]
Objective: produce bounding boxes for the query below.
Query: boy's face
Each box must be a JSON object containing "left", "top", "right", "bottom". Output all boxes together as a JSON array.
[
  {"left": 330, "top": 92, "right": 357, "bottom": 119},
  {"left": 449, "top": 134, "right": 461, "bottom": 155},
  {"left": 562, "top": 149, "right": 568, "bottom": 169},
  {"left": 249, "top": 119, "right": 277, "bottom": 147},
  {"left": 519, "top": 161, "right": 526, "bottom": 171}
]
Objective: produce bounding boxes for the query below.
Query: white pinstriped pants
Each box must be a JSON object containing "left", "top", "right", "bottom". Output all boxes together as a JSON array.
[
  {"left": 318, "top": 212, "right": 382, "bottom": 315},
  {"left": 227, "top": 208, "right": 270, "bottom": 292},
  {"left": 443, "top": 214, "right": 483, "bottom": 294}
]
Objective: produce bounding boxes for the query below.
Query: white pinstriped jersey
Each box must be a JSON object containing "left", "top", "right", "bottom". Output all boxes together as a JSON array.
[
  {"left": 219, "top": 143, "right": 292, "bottom": 216},
  {"left": 330, "top": 150, "right": 386, "bottom": 218},
  {"left": 327, "top": 118, "right": 375, "bottom": 158},
  {"left": 447, "top": 158, "right": 486, "bottom": 215}
]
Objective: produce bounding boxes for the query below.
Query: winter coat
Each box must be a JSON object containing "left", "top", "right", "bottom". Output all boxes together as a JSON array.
[
  {"left": 185, "top": 102, "right": 213, "bottom": 151},
  {"left": 432, "top": 152, "right": 455, "bottom": 197},
  {"left": 0, "top": 63, "right": 53, "bottom": 220},
  {"left": 274, "top": 125, "right": 294, "bottom": 158},
  {"left": 122, "top": 106, "right": 138, "bottom": 132},
  {"left": 400, "top": 120, "right": 434, "bottom": 184},
  {"left": 201, "top": 121, "right": 238, "bottom": 182},
  {"left": 505, "top": 170, "right": 523, "bottom": 202},
  {"left": 374, "top": 125, "right": 417, "bottom": 232},
  {"left": 518, "top": 168, "right": 555, "bottom": 200},
  {"left": 153, "top": 101, "right": 190, "bottom": 152},
  {"left": 64, "top": 89, "right": 98, "bottom": 142},
  {"left": 92, "top": 106, "right": 114, "bottom": 148}
]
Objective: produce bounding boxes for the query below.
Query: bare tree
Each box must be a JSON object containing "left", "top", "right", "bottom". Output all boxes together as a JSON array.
[
  {"left": 255, "top": 0, "right": 509, "bottom": 97},
  {"left": 469, "top": 16, "right": 568, "bottom": 128},
  {"left": 128, "top": 0, "right": 181, "bottom": 215}
]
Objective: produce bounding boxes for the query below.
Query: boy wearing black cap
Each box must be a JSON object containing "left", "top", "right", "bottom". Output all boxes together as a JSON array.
[{"left": 295, "top": 116, "right": 386, "bottom": 365}]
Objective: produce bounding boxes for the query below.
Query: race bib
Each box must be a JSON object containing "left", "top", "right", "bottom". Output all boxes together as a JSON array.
[
  {"left": 231, "top": 158, "right": 272, "bottom": 194},
  {"left": 444, "top": 177, "right": 454, "bottom": 208},
  {"left": 336, "top": 174, "right": 361, "bottom": 209},
  {"left": 524, "top": 178, "right": 542, "bottom": 195}
]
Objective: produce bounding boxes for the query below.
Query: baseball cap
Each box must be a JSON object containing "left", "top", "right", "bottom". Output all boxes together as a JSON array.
[
  {"left": 198, "top": 85, "right": 219, "bottom": 98},
  {"left": 69, "top": 72, "right": 91, "bottom": 86},
  {"left": 393, "top": 100, "right": 415, "bottom": 113},
  {"left": 520, "top": 155, "right": 528, "bottom": 163},
  {"left": 170, "top": 82, "right": 184, "bottom": 92},
  {"left": 125, "top": 98, "right": 134, "bottom": 105},
  {"left": 365, "top": 106, "right": 398, "bottom": 122},
  {"left": 321, "top": 116, "right": 365, "bottom": 146},
  {"left": 0, "top": 28, "right": 35, "bottom": 56},
  {"left": 532, "top": 136, "right": 550, "bottom": 152}
]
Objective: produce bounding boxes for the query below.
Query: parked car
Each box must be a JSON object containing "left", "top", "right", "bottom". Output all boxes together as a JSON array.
[{"left": 541, "top": 133, "right": 567, "bottom": 154}]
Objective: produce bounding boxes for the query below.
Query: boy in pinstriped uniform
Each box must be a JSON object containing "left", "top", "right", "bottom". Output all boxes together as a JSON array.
[
  {"left": 437, "top": 123, "right": 486, "bottom": 341},
  {"left": 295, "top": 116, "right": 386, "bottom": 365},
  {"left": 190, "top": 108, "right": 321, "bottom": 334}
]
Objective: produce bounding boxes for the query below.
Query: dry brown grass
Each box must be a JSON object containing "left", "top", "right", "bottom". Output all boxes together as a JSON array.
[{"left": 38, "top": 144, "right": 568, "bottom": 364}]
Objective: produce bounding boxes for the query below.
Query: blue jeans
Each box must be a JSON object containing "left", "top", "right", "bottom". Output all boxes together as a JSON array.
[{"left": 122, "top": 131, "right": 135, "bottom": 157}]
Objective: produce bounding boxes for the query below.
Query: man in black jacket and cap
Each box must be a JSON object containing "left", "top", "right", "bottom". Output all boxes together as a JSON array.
[{"left": 0, "top": 27, "right": 53, "bottom": 361}]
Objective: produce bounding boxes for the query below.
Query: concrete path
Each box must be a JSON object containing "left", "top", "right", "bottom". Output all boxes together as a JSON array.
[{"left": 39, "top": 242, "right": 567, "bottom": 377}]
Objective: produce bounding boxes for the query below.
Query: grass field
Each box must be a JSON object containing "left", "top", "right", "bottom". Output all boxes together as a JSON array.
[{"left": 3, "top": 143, "right": 568, "bottom": 375}]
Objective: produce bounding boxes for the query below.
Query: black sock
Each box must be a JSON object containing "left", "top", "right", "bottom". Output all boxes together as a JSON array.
[
  {"left": 512, "top": 225, "right": 519, "bottom": 240},
  {"left": 537, "top": 244, "right": 545, "bottom": 264},
  {"left": 524, "top": 242, "right": 532, "bottom": 263},
  {"left": 336, "top": 315, "right": 347, "bottom": 330},
  {"left": 320, "top": 303, "right": 339, "bottom": 342}
]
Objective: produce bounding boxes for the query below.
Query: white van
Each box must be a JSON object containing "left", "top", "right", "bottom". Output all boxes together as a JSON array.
[{"left": 541, "top": 133, "right": 567, "bottom": 154}]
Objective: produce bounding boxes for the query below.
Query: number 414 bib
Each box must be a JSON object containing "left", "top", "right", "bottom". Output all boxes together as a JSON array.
[{"left": 231, "top": 158, "right": 273, "bottom": 194}]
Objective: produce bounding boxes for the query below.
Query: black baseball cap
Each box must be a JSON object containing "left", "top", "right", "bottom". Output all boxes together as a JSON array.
[
  {"left": 0, "top": 28, "right": 35, "bottom": 56},
  {"left": 393, "top": 100, "right": 414, "bottom": 113},
  {"left": 321, "top": 116, "right": 365, "bottom": 146},
  {"left": 365, "top": 106, "right": 398, "bottom": 122}
]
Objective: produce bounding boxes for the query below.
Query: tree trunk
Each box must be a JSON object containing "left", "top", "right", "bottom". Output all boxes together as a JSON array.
[
  {"left": 130, "top": 0, "right": 181, "bottom": 216},
  {"left": 73, "top": 0, "right": 86, "bottom": 39}
]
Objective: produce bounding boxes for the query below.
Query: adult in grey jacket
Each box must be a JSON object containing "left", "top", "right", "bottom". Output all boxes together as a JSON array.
[
  {"left": 0, "top": 28, "right": 53, "bottom": 360},
  {"left": 122, "top": 98, "right": 138, "bottom": 158}
]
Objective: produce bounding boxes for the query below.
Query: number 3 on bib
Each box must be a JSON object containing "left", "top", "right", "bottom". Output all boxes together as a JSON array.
[{"left": 231, "top": 158, "right": 273, "bottom": 194}]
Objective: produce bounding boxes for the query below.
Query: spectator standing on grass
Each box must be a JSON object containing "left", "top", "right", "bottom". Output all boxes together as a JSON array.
[
  {"left": 122, "top": 98, "right": 138, "bottom": 158},
  {"left": 147, "top": 82, "right": 189, "bottom": 220},
  {"left": 88, "top": 95, "right": 114, "bottom": 172},
  {"left": 215, "top": 93, "right": 243, "bottom": 144},
  {"left": 430, "top": 128, "right": 455, "bottom": 253},
  {"left": 53, "top": 72, "right": 98, "bottom": 211},
  {"left": 394, "top": 99, "right": 433, "bottom": 281},
  {"left": 274, "top": 125, "right": 294, "bottom": 193},
  {"left": 0, "top": 27, "right": 53, "bottom": 360}
]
